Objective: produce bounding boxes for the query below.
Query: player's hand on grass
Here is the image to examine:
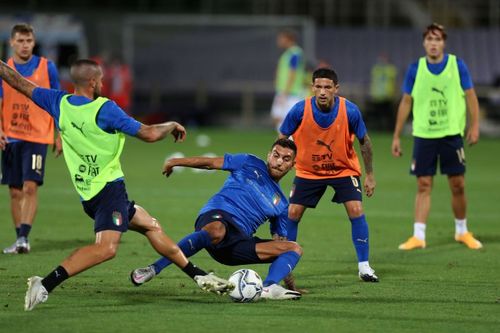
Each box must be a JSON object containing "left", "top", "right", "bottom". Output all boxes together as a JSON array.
[
  {"left": 364, "top": 173, "right": 376, "bottom": 197},
  {"left": 170, "top": 122, "right": 186, "bottom": 142},
  {"left": 391, "top": 137, "right": 402, "bottom": 157}
]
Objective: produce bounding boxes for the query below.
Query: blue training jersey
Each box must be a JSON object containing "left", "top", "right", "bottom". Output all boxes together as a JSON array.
[
  {"left": 402, "top": 53, "right": 473, "bottom": 94},
  {"left": 200, "top": 153, "right": 289, "bottom": 238},
  {"left": 31, "top": 87, "right": 141, "bottom": 136},
  {"left": 280, "top": 96, "right": 367, "bottom": 139}
]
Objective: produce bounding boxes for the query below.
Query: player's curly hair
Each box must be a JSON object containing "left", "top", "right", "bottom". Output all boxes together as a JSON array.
[
  {"left": 423, "top": 23, "right": 447, "bottom": 40},
  {"left": 272, "top": 138, "right": 297, "bottom": 156}
]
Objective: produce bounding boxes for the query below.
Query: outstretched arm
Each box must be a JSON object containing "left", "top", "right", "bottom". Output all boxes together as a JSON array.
[
  {"left": 136, "top": 121, "right": 186, "bottom": 143},
  {"left": 0, "top": 60, "right": 37, "bottom": 99},
  {"left": 359, "top": 134, "right": 376, "bottom": 197},
  {"left": 163, "top": 156, "right": 224, "bottom": 177}
]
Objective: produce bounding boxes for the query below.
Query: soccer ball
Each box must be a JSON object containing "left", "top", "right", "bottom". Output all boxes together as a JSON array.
[{"left": 228, "top": 269, "right": 263, "bottom": 303}]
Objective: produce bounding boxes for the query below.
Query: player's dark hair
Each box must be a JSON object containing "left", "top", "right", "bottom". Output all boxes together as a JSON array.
[
  {"left": 423, "top": 23, "right": 447, "bottom": 40},
  {"left": 272, "top": 138, "right": 297, "bottom": 156},
  {"left": 312, "top": 67, "right": 338, "bottom": 85},
  {"left": 11, "top": 23, "right": 35, "bottom": 38},
  {"left": 70, "top": 59, "right": 101, "bottom": 85}
]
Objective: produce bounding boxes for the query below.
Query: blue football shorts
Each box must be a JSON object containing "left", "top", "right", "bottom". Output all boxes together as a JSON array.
[
  {"left": 82, "top": 180, "right": 136, "bottom": 233},
  {"left": 195, "top": 209, "right": 272, "bottom": 266},
  {"left": 1, "top": 141, "right": 48, "bottom": 187},
  {"left": 411, "top": 135, "right": 466, "bottom": 176},
  {"left": 289, "top": 175, "right": 363, "bottom": 207}
]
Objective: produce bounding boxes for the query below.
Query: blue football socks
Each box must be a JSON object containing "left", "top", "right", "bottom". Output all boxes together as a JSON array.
[
  {"left": 350, "top": 215, "right": 369, "bottom": 262},
  {"left": 18, "top": 223, "right": 32, "bottom": 239},
  {"left": 263, "top": 251, "right": 301, "bottom": 287},
  {"left": 286, "top": 217, "right": 299, "bottom": 242},
  {"left": 152, "top": 230, "right": 211, "bottom": 274}
]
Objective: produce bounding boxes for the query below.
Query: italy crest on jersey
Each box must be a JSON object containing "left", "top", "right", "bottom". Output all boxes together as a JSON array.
[{"left": 272, "top": 193, "right": 281, "bottom": 206}]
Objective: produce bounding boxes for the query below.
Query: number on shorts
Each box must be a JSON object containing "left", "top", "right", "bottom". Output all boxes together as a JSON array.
[
  {"left": 31, "top": 154, "right": 43, "bottom": 170},
  {"left": 350, "top": 176, "right": 359, "bottom": 188},
  {"left": 456, "top": 148, "right": 466, "bottom": 165}
]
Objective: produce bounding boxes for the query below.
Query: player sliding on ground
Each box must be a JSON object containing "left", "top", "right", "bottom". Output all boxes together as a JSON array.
[
  {"left": 131, "top": 139, "right": 302, "bottom": 300},
  {"left": 0, "top": 59, "right": 234, "bottom": 311}
]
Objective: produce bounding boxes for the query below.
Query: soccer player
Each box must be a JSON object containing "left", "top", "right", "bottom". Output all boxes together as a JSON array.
[
  {"left": 131, "top": 139, "right": 302, "bottom": 300},
  {"left": 270, "top": 29, "right": 306, "bottom": 131},
  {"left": 279, "top": 67, "right": 378, "bottom": 285},
  {"left": 0, "top": 58, "right": 233, "bottom": 311},
  {"left": 392, "top": 23, "right": 482, "bottom": 250},
  {"left": 1, "top": 23, "right": 62, "bottom": 254}
]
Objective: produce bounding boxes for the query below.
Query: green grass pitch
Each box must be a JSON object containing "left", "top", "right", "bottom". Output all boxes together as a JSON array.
[{"left": 1, "top": 129, "right": 499, "bottom": 333}]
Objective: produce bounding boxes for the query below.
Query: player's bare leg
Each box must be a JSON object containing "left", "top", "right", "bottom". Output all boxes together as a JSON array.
[
  {"left": 129, "top": 205, "right": 234, "bottom": 294},
  {"left": 61, "top": 230, "right": 122, "bottom": 276},
  {"left": 25, "top": 230, "right": 122, "bottom": 311},
  {"left": 448, "top": 175, "right": 482, "bottom": 249},
  {"left": 3, "top": 187, "right": 22, "bottom": 253},
  {"left": 128, "top": 205, "right": 189, "bottom": 267}
]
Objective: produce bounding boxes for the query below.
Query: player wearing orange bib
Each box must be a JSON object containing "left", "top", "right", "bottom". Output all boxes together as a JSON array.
[
  {"left": 0, "top": 24, "right": 61, "bottom": 254},
  {"left": 279, "top": 68, "right": 378, "bottom": 286}
]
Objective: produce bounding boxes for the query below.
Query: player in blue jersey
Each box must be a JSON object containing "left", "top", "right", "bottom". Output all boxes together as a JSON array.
[
  {"left": 392, "top": 23, "right": 482, "bottom": 250},
  {"left": 0, "top": 58, "right": 233, "bottom": 311},
  {"left": 278, "top": 68, "right": 378, "bottom": 290},
  {"left": 1, "top": 24, "right": 62, "bottom": 254},
  {"left": 131, "top": 138, "right": 303, "bottom": 300}
]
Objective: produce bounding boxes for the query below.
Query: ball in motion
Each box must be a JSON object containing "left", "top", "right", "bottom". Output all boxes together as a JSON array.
[{"left": 228, "top": 269, "right": 263, "bottom": 303}]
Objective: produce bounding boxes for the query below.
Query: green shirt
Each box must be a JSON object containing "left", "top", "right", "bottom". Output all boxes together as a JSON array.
[
  {"left": 276, "top": 45, "right": 305, "bottom": 97},
  {"left": 411, "top": 54, "right": 466, "bottom": 138},
  {"left": 59, "top": 95, "right": 125, "bottom": 200}
]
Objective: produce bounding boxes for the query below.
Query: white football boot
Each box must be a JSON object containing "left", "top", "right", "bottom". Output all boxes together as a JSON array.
[
  {"left": 260, "top": 284, "right": 301, "bottom": 300},
  {"left": 194, "top": 273, "right": 235, "bottom": 295},
  {"left": 24, "top": 276, "right": 48, "bottom": 311},
  {"left": 130, "top": 265, "right": 156, "bottom": 286}
]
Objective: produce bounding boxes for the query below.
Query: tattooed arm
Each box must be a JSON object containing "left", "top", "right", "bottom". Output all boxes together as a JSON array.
[
  {"left": 359, "top": 134, "right": 376, "bottom": 197},
  {"left": 0, "top": 60, "right": 37, "bottom": 99}
]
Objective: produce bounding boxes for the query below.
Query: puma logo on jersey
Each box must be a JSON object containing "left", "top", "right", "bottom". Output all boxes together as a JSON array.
[
  {"left": 316, "top": 139, "right": 334, "bottom": 152},
  {"left": 431, "top": 87, "right": 446, "bottom": 99},
  {"left": 71, "top": 122, "right": 86, "bottom": 137}
]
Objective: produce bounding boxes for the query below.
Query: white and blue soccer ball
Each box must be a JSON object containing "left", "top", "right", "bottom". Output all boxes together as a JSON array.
[{"left": 228, "top": 269, "right": 263, "bottom": 303}]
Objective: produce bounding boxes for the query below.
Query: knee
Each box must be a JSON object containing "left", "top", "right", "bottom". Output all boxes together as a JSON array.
[
  {"left": 98, "top": 244, "right": 119, "bottom": 261},
  {"left": 288, "top": 206, "right": 304, "bottom": 221},
  {"left": 202, "top": 222, "right": 226, "bottom": 245},
  {"left": 9, "top": 189, "right": 23, "bottom": 201},
  {"left": 22, "top": 182, "right": 38, "bottom": 197},
  {"left": 289, "top": 242, "right": 303, "bottom": 256},
  {"left": 417, "top": 178, "right": 432, "bottom": 193},
  {"left": 348, "top": 206, "right": 364, "bottom": 218},
  {"left": 449, "top": 178, "right": 465, "bottom": 196}
]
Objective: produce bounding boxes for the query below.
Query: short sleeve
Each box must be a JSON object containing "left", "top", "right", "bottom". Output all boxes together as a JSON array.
[
  {"left": 279, "top": 100, "right": 305, "bottom": 136},
  {"left": 96, "top": 100, "right": 141, "bottom": 136},
  {"left": 47, "top": 61, "right": 61, "bottom": 90},
  {"left": 222, "top": 153, "right": 249, "bottom": 171},
  {"left": 346, "top": 100, "right": 367, "bottom": 139},
  {"left": 457, "top": 58, "right": 474, "bottom": 90},
  {"left": 402, "top": 62, "right": 418, "bottom": 94},
  {"left": 270, "top": 208, "right": 288, "bottom": 237}
]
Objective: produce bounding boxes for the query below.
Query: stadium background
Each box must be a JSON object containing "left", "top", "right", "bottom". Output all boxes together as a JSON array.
[{"left": 1, "top": 1, "right": 499, "bottom": 332}]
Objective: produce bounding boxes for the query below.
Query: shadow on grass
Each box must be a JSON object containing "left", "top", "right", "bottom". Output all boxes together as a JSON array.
[{"left": 32, "top": 238, "right": 89, "bottom": 252}]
